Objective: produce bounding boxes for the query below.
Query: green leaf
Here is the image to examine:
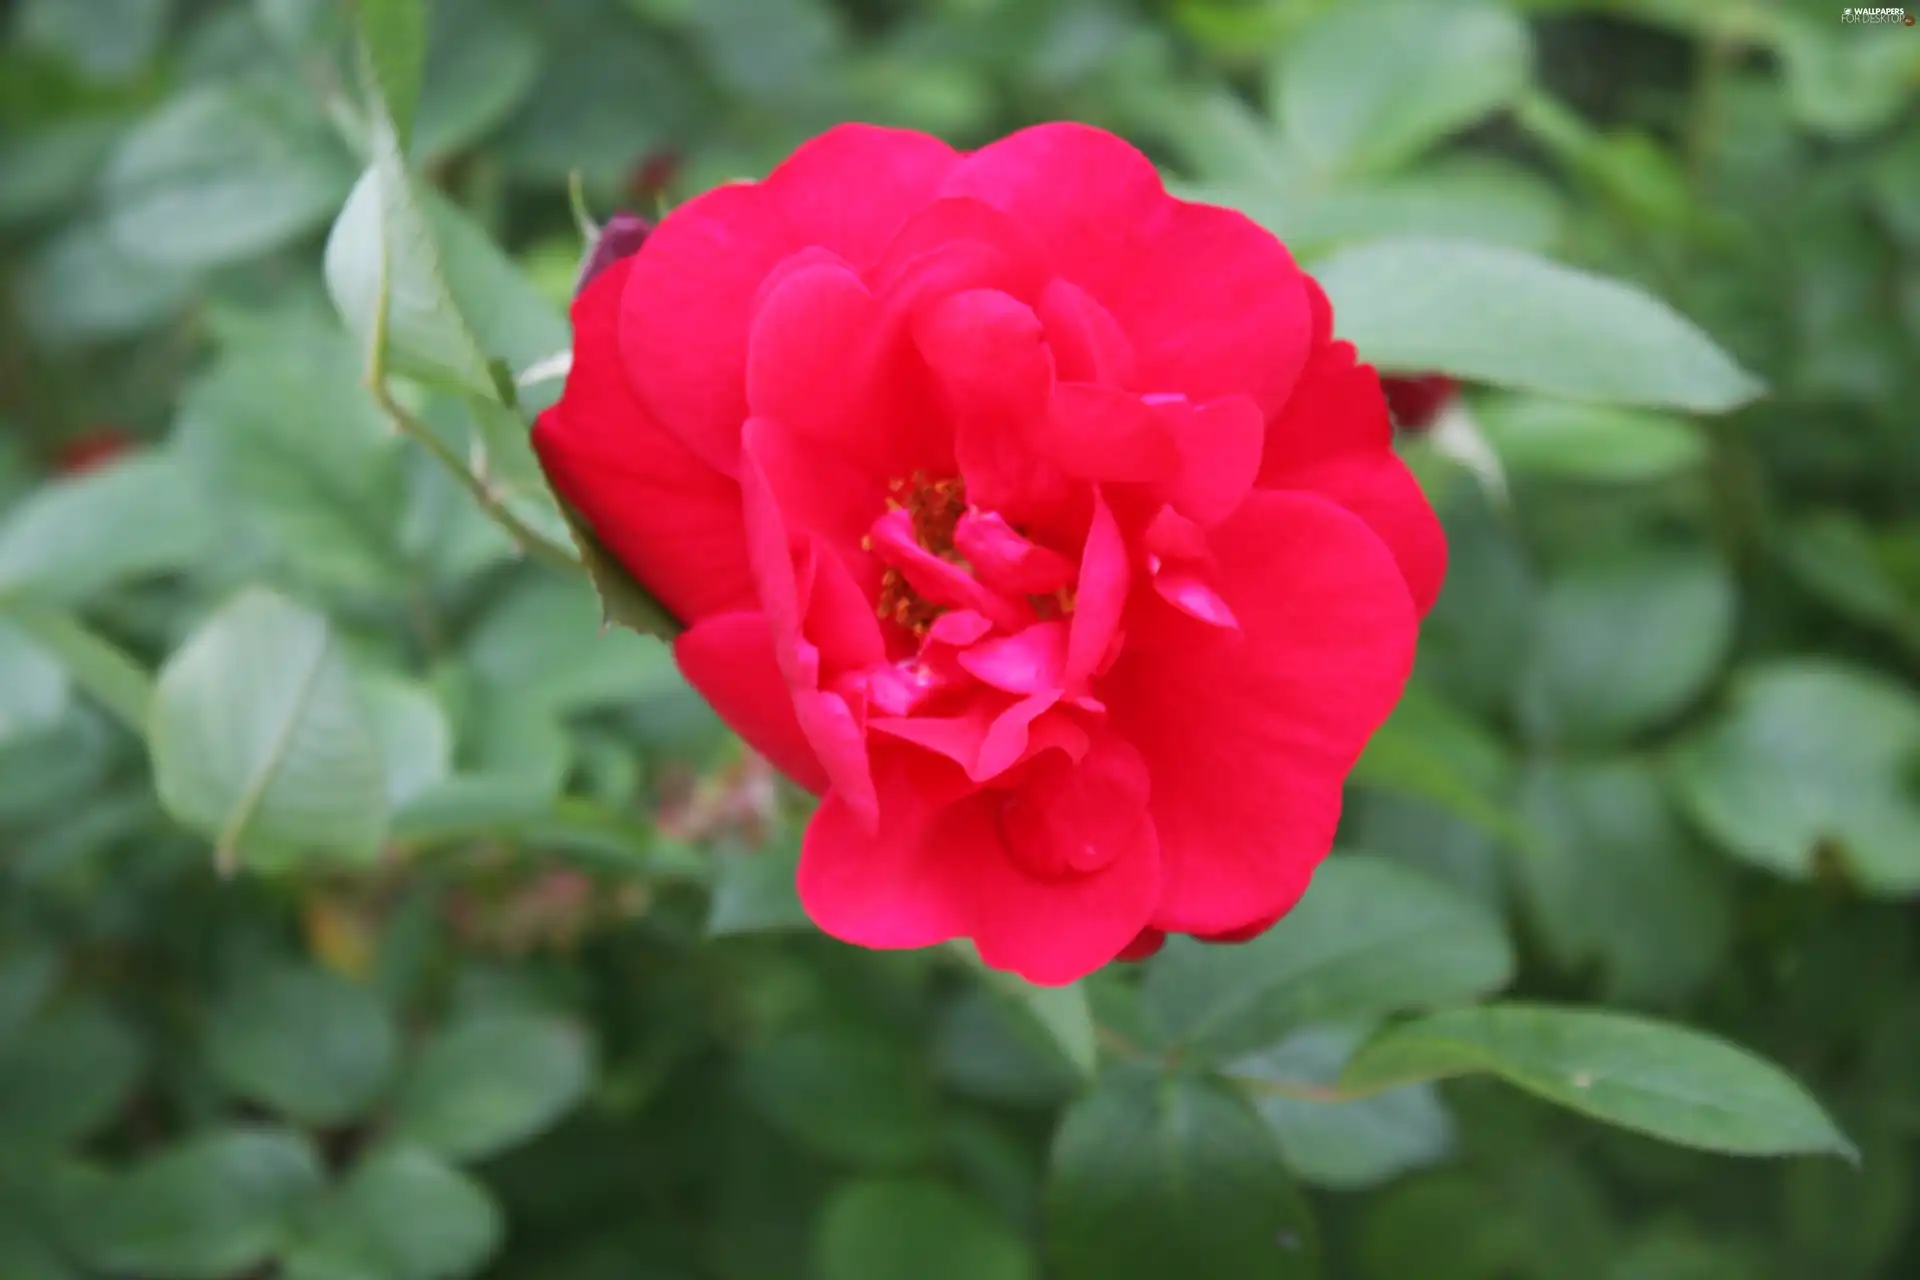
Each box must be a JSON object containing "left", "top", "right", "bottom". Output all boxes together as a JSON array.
[
  {"left": 326, "top": 131, "right": 567, "bottom": 403},
  {"left": 413, "top": 0, "right": 542, "bottom": 164},
  {"left": 173, "top": 317, "right": 407, "bottom": 595},
  {"left": 936, "top": 989, "right": 1086, "bottom": 1108},
  {"left": 816, "top": 1180, "right": 1035, "bottom": 1280},
  {"left": 1517, "top": 550, "right": 1736, "bottom": 748},
  {"left": 1512, "top": 759, "right": 1732, "bottom": 1007},
  {"left": 1671, "top": 660, "right": 1920, "bottom": 894},
  {"left": 1142, "top": 856, "right": 1513, "bottom": 1060},
  {"left": 1276, "top": 3, "right": 1531, "bottom": 176},
  {"left": 1047, "top": 1067, "right": 1319, "bottom": 1279},
  {"left": 708, "top": 836, "right": 810, "bottom": 936},
  {"left": 1473, "top": 394, "right": 1707, "bottom": 484},
  {"left": 207, "top": 964, "right": 399, "bottom": 1126},
  {"left": 0, "top": 118, "right": 120, "bottom": 229},
  {"left": 738, "top": 1028, "right": 938, "bottom": 1168},
  {"left": 1339, "top": 1005, "right": 1855, "bottom": 1159},
  {"left": 1782, "top": 511, "right": 1920, "bottom": 656},
  {"left": 464, "top": 574, "right": 667, "bottom": 713},
  {"left": 0, "top": 452, "right": 217, "bottom": 604},
  {"left": 953, "top": 949, "right": 1099, "bottom": 1083},
  {"left": 553, "top": 500, "right": 683, "bottom": 639},
  {"left": 1231, "top": 1026, "right": 1454, "bottom": 1192},
  {"left": 290, "top": 1144, "right": 504, "bottom": 1280},
  {"left": 0, "top": 1210, "right": 77, "bottom": 1280},
  {"left": 0, "top": 620, "right": 67, "bottom": 748},
  {"left": 101, "top": 81, "right": 356, "bottom": 270},
  {"left": 149, "top": 589, "right": 389, "bottom": 873},
  {"left": 84, "top": 1128, "right": 325, "bottom": 1279},
  {"left": 1350, "top": 680, "right": 1531, "bottom": 851},
  {"left": 0, "top": 948, "right": 58, "bottom": 1044},
  {"left": 356, "top": 671, "right": 453, "bottom": 808},
  {"left": 0, "top": 1003, "right": 142, "bottom": 1151},
  {"left": 15, "top": 220, "right": 198, "bottom": 346},
  {"left": 352, "top": 0, "right": 430, "bottom": 150},
  {"left": 392, "top": 1014, "right": 593, "bottom": 1163},
  {"left": 1768, "top": 11, "right": 1920, "bottom": 140},
  {"left": 1317, "top": 238, "right": 1763, "bottom": 412},
  {"left": 0, "top": 607, "right": 155, "bottom": 735}
]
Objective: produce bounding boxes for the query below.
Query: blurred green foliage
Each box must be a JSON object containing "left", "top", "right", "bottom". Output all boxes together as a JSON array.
[{"left": 3, "top": 0, "right": 1920, "bottom": 1277}]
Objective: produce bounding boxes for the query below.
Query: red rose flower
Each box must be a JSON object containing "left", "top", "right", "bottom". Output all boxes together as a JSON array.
[
  {"left": 55, "top": 428, "right": 134, "bottom": 475},
  {"left": 533, "top": 124, "right": 1446, "bottom": 985},
  {"left": 1380, "top": 373, "right": 1457, "bottom": 433}
]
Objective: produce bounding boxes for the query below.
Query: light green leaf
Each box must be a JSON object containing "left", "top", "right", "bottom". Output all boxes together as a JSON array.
[
  {"left": 1046, "top": 1067, "right": 1319, "bottom": 1279},
  {"left": 0, "top": 118, "right": 121, "bottom": 229},
  {"left": 84, "top": 1128, "right": 325, "bottom": 1279},
  {"left": 208, "top": 964, "right": 399, "bottom": 1126},
  {"left": 1276, "top": 3, "right": 1532, "bottom": 176},
  {"left": 0, "top": 607, "right": 155, "bottom": 735},
  {"left": 1317, "top": 238, "right": 1763, "bottom": 412},
  {"left": 817, "top": 1180, "right": 1035, "bottom": 1280},
  {"left": 1517, "top": 550, "right": 1736, "bottom": 747},
  {"left": 0, "top": 1003, "right": 142, "bottom": 1151},
  {"left": 0, "top": 452, "right": 217, "bottom": 604},
  {"left": 356, "top": 672, "right": 453, "bottom": 808},
  {"left": 101, "top": 81, "right": 356, "bottom": 270},
  {"left": 1671, "top": 660, "right": 1920, "bottom": 894},
  {"left": 1769, "top": 11, "right": 1920, "bottom": 140},
  {"left": 18, "top": 0, "right": 169, "bottom": 84},
  {"left": 1512, "top": 759, "right": 1732, "bottom": 1007},
  {"left": 150, "top": 589, "right": 389, "bottom": 873},
  {"left": 739, "top": 1028, "right": 938, "bottom": 1168},
  {"left": 15, "top": 221, "right": 197, "bottom": 346},
  {"left": 1474, "top": 394, "right": 1707, "bottom": 484},
  {"left": 0, "top": 621, "right": 67, "bottom": 747},
  {"left": 1340, "top": 1004, "right": 1854, "bottom": 1159},
  {"left": 291, "top": 1144, "right": 504, "bottom": 1280},
  {"left": 392, "top": 1014, "right": 593, "bottom": 1163},
  {"left": 1142, "top": 856, "right": 1512, "bottom": 1060},
  {"left": 1231, "top": 1026, "right": 1454, "bottom": 1192}
]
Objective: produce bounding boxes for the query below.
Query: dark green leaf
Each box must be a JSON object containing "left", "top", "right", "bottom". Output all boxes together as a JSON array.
[
  {"left": 708, "top": 838, "right": 810, "bottom": 936},
  {"left": 1517, "top": 550, "right": 1736, "bottom": 747},
  {"left": 208, "top": 964, "right": 399, "bottom": 1126},
  {"left": 84, "top": 1128, "right": 325, "bottom": 1279},
  {"left": 290, "top": 1144, "right": 504, "bottom": 1280},
  {"left": 738, "top": 1028, "right": 938, "bottom": 1168},
  {"left": 353, "top": 0, "right": 430, "bottom": 149},
  {"left": 1047, "top": 1067, "right": 1319, "bottom": 1279},
  {"left": 1515, "top": 759, "right": 1731, "bottom": 1006},
  {"left": 393, "top": 1014, "right": 593, "bottom": 1162},
  {"left": 0, "top": 621, "right": 67, "bottom": 748},
  {"left": 0, "top": 1004, "right": 142, "bottom": 1151},
  {"left": 1340, "top": 1005, "right": 1855, "bottom": 1159},
  {"left": 816, "top": 1180, "right": 1035, "bottom": 1280},
  {"left": 1142, "top": 856, "right": 1514, "bottom": 1059}
]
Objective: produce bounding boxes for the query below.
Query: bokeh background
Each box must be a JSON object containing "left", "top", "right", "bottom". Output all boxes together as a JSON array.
[{"left": 3, "top": 0, "right": 1920, "bottom": 1277}]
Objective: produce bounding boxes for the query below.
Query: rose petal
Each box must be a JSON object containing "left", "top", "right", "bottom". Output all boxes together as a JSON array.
[
  {"left": 675, "top": 611, "right": 829, "bottom": 794},
  {"left": 1106, "top": 491, "right": 1417, "bottom": 934}
]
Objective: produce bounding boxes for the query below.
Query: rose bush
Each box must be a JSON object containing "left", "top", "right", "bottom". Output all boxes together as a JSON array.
[{"left": 534, "top": 123, "right": 1446, "bottom": 983}]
